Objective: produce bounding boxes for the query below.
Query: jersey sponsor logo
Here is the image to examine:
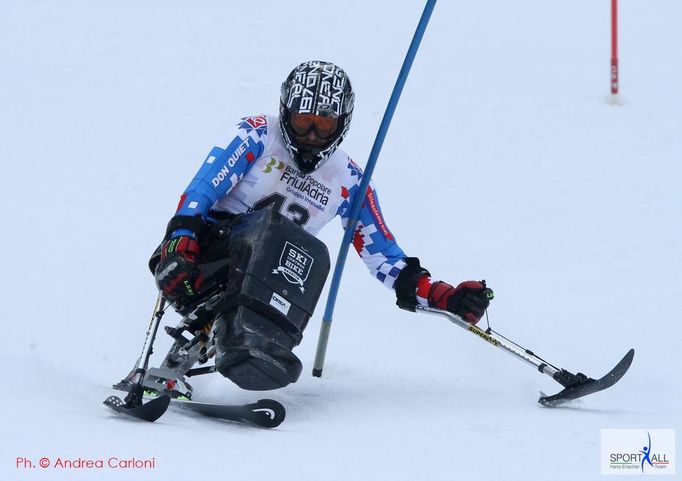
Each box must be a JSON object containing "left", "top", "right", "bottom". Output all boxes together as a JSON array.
[
  {"left": 272, "top": 241, "right": 314, "bottom": 293},
  {"left": 227, "top": 138, "right": 250, "bottom": 167},
  {"left": 211, "top": 164, "right": 232, "bottom": 188},
  {"left": 365, "top": 189, "right": 394, "bottom": 241},
  {"left": 211, "top": 138, "right": 251, "bottom": 187},
  {"left": 262, "top": 158, "right": 284, "bottom": 173},
  {"left": 280, "top": 165, "right": 331, "bottom": 208}
]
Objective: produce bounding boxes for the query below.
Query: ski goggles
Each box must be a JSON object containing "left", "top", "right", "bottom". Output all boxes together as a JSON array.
[{"left": 289, "top": 112, "right": 339, "bottom": 140}]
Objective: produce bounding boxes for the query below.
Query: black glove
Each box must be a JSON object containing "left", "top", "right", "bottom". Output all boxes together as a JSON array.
[
  {"left": 428, "top": 280, "right": 494, "bottom": 324},
  {"left": 154, "top": 236, "right": 202, "bottom": 303}
]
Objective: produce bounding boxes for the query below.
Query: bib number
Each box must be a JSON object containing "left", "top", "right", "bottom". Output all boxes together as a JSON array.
[{"left": 252, "top": 193, "right": 310, "bottom": 226}]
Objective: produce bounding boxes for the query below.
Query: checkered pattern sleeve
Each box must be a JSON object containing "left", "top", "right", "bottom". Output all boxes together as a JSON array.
[{"left": 337, "top": 160, "right": 407, "bottom": 291}]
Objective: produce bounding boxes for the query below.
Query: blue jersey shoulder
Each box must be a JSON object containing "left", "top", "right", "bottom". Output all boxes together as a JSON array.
[{"left": 175, "top": 116, "right": 268, "bottom": 220}]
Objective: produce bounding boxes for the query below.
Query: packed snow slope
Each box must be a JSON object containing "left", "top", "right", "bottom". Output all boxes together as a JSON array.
[{"left": 1, "top": 1, "right": 680, "bottom": 480}]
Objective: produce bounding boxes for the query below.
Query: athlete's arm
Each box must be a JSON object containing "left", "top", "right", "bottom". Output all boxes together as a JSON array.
[
  {"left": 171, "top": 116, "right": 268, "bottom": 237},
  {"left": 338, "top": 160, "right": 407, "bottom": 290}
]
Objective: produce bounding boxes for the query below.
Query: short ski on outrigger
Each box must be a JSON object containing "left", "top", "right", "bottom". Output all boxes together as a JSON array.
[
  {"left": 416, "top": 305, "right": 635, "bottom": 406},
  {"left": 103, "top": 294, "right": 171, "bottom": 422}
]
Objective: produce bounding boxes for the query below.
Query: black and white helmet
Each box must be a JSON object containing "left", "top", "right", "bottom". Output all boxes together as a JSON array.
[{"left": 279, "top": 61, "right": 355, "bottom": 173}]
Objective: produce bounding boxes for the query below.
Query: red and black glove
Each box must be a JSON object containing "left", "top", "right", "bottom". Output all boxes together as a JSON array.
[
  {"left": 154, "top": 236, "right": 202, "bottom": 303},
  {"left": 427, "top": 279, "right": 494, "bottom": 324}
]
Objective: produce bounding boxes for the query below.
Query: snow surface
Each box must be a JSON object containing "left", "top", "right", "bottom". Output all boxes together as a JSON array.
[{"left": 1, "top": 1, "right": 680, "bottom": 480}]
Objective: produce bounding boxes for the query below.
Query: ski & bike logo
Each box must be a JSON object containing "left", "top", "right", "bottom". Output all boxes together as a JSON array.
[
  {"left": 601, "top": 429, "right": 675, "bottom": 475},
  {"left": 273, "top": 241, "right": 314, "bottom": 293}
]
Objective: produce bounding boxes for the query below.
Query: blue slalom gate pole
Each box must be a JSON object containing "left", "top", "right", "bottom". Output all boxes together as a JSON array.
[{"left": 312, "top": 0, "right": 438, "bottom": 377}]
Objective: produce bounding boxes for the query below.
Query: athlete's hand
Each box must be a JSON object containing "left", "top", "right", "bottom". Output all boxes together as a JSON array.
[
  {"left": 428, "top": 280, "right": 494, "bottom": 324},
  {"left": 154, "top": 236, "right": 202, "bottom": 302}
]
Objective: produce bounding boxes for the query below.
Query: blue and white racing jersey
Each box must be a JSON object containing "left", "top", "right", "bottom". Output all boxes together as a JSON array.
[{"left": 174, "top": 115, "right": 408, "bottom": 291}]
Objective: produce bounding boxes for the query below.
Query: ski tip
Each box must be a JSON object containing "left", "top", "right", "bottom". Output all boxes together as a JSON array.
[
  {"left": 103, "top": 394, "right": 170, "bottom": 422},
  {"left": 618, "top": 348, "right": 634, "bottom": 369},
  {"left": 612, "top": 348, "right": 635, "bottom": 377},
  {"left": 537, "top": 348, "right": 636, "bottom": 408},
  {"left": 252, "top": 399, "right": 286, "bottom": 428}
]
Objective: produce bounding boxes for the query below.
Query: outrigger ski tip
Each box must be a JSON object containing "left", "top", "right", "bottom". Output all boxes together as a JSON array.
[
  {"left": 103, "top": 385, "right": 171, "bottom": 422},
  {"left": 538, "top": 348, "right": 635, "bottom": 407}
]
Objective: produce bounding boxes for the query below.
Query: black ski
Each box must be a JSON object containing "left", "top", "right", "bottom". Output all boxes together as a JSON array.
[
  {"left": 107, "top": 388, "right": 285, "bottom": 427},
  {"left": 112, "top": 377, "right": 286, "bottom": 427},
  {"left": 538, "top": 348, "right": 635, "bottom": 406},
  {"left": 167, "top": 397, "right": 286, "bottom": 428}
]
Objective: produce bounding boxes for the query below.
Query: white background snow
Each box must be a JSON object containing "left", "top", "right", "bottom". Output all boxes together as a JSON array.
[{"left": 1, "top": 0, "right": 680, "bottom": 480}]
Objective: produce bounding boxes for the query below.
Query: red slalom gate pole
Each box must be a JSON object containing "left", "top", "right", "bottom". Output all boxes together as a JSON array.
[{"left": 610, "top": 0, "right": 619, "bottom": 100}]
